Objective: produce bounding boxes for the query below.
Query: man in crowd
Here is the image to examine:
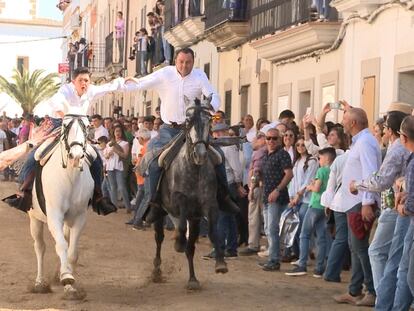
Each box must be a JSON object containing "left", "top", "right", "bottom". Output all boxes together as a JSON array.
[
  {"left": 258, "top": 128, "right": 293, "bottom": 271},
  {"left": 334, "top": 107, "right": 381, "bottom": 306},
  {"left": 91, "top": 114, "right": 109, "bottom": 143}
]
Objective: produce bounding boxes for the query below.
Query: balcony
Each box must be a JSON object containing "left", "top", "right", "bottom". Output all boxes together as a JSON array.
[
  {"left": 105, "top": 32, "right": 123, "bottom": 78},
  {"left": 331, "top": 0, "right": 389, "bottom": 17},
  {"left": 89, "top": 43, "right": 106, "bottom": 82},
  {"left": 249, "top": 0, "right": 341, "bottom": 63},
  {"left": 204, "top": 0, "right": 250, "bottom": 50},
  {"left": 163, "top": 0, "right": 205, "bottom": 48}
]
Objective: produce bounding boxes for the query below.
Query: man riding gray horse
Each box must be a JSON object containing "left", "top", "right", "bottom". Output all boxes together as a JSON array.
[{"left": 125, "top": 47, "right": 239, "bottom": 220}]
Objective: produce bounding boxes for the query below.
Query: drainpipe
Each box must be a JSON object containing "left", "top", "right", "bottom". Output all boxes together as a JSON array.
[{"left": 124, "top": 0, "right": 131, "bottom": 74}]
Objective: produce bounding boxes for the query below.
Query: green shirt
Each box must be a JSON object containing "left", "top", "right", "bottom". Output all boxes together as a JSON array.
[{"left": 309, "top": 166, "right": 330, "bottom": 209}]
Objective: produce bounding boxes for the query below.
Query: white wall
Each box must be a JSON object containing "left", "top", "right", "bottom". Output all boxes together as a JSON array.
[{"left": 0, "top": 23, "right": 63, "bottom": 79}]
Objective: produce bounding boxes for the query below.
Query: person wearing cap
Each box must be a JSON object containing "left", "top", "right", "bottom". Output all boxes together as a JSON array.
[
  {"left": 124, "top": 47, "right": 239, "bottom": 222},
  {"left": 204, "top": 123, "right": 243, "bottom": 259}
]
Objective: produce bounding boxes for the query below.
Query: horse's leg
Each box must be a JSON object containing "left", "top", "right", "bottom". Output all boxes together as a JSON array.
[
  {"left": 29, "top": 215, "right": 51, "bottom": 293},
  {"left": 174, "top": 210, "right": 188, "bottom": 253},
  {"left": 62, "top": 214, "right": 87, "bottom": 300},
  {"left": 66, "top": 215, "right": 86, "bottom": 277},
  {"left": 46, "top": 210, "right": 73, "bottom": 285},
  {"left": 186, "top": 218, "right": 201, "bottom": 290},
  {"left": 152, "top": 217, "right": 164, "bottom": 283},
  {"left": 208, "top": 208, "right": 228, "bottom": 274}
]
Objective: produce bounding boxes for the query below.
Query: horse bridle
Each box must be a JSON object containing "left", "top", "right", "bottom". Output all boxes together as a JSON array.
[
  {"left": 185, "top": 105, "right": 211, "bottom": 152},
  {"left": 60, "top": 114, "right": 88, "bottom": 168}
]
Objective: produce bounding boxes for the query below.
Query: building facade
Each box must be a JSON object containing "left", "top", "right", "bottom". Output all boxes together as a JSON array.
[
  {"left": 0, "top": 0, "right": 62, "bottom": 80},
  {"left": 59, "top": 0, "right": 414, "bottom": 125}
]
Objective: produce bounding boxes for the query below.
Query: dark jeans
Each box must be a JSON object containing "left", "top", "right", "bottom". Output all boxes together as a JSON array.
[
  {"left": 217, "top": 210, "right": 238, "bottom": 255},
  {"left": 324, "top": 211, "right": 348, "bottom": 282},
  {"left": 347, "top": 203, "right": 375, "bottom": 296},
  {"left": 147, "top": 124, "right": 229, "bottom": 203}
]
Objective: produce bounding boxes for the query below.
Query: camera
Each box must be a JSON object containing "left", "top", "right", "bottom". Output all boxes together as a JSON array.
[{"left": 329, "top": 102, "right": 342, "bottom": 110}]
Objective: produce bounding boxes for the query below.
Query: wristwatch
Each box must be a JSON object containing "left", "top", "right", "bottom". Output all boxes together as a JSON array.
[{"left": 26, "top": 141, "right": 35, "bottom": 151}]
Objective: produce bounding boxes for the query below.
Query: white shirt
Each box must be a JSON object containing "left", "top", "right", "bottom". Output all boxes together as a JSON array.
[
  {"left": 245, "top": 127, "right": 257, "bottom": 143},
  {"left": 222, "top": 145, "right": 243, "bottom": 184},
  {"left": 321, "top": 152, "right": 349, "bottom": 212},
  {"left": 131, "top": 137, "right": 142, "bottom": 157},
  {"left": 124, "top": 66, "right": 220, "bottom": 124},
  {"left": 0, "top": 129, "right": 6, "bottom": 153},
  {"left": 49, "top": 78, "right": 125, "bottom": 116},
  {"left": 288, "top": 156, "right": 319, "bottom": 204},
  {"left": 150, "top": 130, "right": 158, "bottom": 139},
  {"left": 285, "top": 146, "right": 295, "bottom": 163},
  {"left": 341, "top": 129, "right": 381, "bottom": 210},
  {"left": 94, "top": 125, "right": 109, "bottom": 141},
  {"left": 104, "top": 140, "right": 129, "bottom": 171}
]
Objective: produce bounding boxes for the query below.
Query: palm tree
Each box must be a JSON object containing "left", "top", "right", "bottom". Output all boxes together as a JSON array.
[{"left": 0, "top": 69, "right": 61, "bottom": 114}]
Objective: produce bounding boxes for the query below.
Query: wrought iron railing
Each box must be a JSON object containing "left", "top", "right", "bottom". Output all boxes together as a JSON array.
[
  {"left": 204, "top": 0, "right": 249, "bottom": 30},
  {"left": 105, "top": 32, "right": 114, "bottom": 67},
  {"left": 164, "top": 0, "right": 203, "bottom": 30},
  {"left": 89, "top": 43, "right": 106, "bottom": 74},
  {"left": 249, "top": 0, "right": 338, "bottom": 40}
]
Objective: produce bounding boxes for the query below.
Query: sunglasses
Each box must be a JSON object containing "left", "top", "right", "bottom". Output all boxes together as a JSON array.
[
  {"left": 398, "top": 130, "right": 408, "bottom": 138},
  {"left": 212, "top": 116, "right": 222, "bottom": 120},
  {"left": 284, "top": 133, "right": 294, "bottom": 138},
  {"left": 266, "top": 136, "right": 279, "bottom": 141},
  {"left": 296, "top": 143, "right": 305, "bottom": 147}
]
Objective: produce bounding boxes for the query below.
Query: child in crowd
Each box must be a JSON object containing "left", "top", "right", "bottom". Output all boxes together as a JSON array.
[{"left": 286, "top": 147, "right": 336, "bottom": 277}]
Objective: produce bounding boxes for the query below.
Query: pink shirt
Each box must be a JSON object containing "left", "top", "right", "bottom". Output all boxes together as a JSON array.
[{"left": 115, "top": 19, "right": 125, "bottom": 39}]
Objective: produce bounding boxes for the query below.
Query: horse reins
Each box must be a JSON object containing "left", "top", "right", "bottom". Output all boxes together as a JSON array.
[{"left": 60, "top": 114, "right": 88, "bottom": 168}]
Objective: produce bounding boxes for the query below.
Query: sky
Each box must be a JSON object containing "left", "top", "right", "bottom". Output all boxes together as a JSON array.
[{"left": 37, "top": 0, "right": 63, "bottom": 21}]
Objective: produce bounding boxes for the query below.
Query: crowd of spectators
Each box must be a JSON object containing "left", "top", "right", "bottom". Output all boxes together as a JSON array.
[{"left": 2, "top": 100, "right": 414, "bottom": 308}]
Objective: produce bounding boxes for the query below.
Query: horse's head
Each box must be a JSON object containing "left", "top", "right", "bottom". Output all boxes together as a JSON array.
[
  {"left": 185, "top": 96, "right": 213, "bottom": 166},
  {"left": 61, "top": 114, "right": 89, "bottom": 168}
]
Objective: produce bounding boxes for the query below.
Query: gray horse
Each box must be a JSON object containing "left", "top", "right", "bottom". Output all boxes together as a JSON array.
[{"left": 151, "top": 97, "right": 228, "bottom": 290}]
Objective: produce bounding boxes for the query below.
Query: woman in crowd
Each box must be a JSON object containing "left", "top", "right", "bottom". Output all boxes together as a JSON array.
[
  {"left": 286, "top": 136, "right": 319, "bottom": 261},
  {"left": 104, "top": 124, "right": 131, "bottom": 212}
]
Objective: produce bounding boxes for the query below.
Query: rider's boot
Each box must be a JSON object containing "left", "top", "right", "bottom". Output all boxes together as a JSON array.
[
  {"left": 4, "top": 190, "right": 32, "bottom": 213},
  {"left": 4, "top": 171, "right": 35, "bottom": 213},
  {"left": 91, "top": 186, "right": 117, "bottom": 216}
]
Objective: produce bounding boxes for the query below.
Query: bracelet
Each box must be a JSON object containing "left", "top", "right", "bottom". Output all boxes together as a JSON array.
[{"left": 26, "top": 141, "right": 35, "bottom": 151}]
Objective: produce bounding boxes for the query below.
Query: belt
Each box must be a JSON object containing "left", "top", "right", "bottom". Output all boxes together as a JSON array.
[{"left": 166, "top": 122, "right": 185, "bottom": 129}]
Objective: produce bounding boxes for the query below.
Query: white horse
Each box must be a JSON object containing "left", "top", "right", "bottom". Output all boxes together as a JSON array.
[{"left": 29, "top": 114, "right": 94, "bottom": 300}]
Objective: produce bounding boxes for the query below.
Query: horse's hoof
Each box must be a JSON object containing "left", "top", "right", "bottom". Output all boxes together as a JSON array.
[
  {"left": 187, "top": 279, "right": 201, "bottom": 291},
  {"left": 62, "top": 284, "right": 86, "bottom": 301},
  {"left": 151, "top": 268, "right": 164, "bottom": 283},
  {"left": 174, "top": 238, "right": 187, "bottom": 253},
  {"left": 60, "top": 273, "right": 75, "bottom": 286},
  {"left": 29, "top": 281, "right": 52, "bottom": 294},
  {"left": 215, "top": 262, "right": 228, "bottom": 274}
]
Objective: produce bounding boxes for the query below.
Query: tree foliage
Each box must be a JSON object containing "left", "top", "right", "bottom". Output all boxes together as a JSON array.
[{"left": 0, "top": 69, "right": 60, "bottom": 113}]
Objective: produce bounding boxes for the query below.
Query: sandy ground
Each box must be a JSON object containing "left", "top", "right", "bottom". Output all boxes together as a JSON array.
[{"left": 0, "top": 181, "right": 365, "bottom": 311}]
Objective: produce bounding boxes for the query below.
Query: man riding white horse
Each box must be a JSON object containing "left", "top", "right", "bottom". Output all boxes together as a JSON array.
[
  {"left": 5, "top": 67, "right": 124, "bottom": 216},
  {"left": 125, "top": 47, "right": 239, "bottom": 221}
]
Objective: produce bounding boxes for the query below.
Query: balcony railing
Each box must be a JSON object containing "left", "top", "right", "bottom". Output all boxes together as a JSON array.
[
  {"left": 204, "top": 0, "right": 249, "bottom": 30},
  {"left": 89, "top": 43, "right": 105, "bottom": 75},
  {"left": 105, "top": 32, "right": 114, "bottom": 67},
  {"left": 164, "top": 0, "right": 203, "bottom": 30},
  {"left": 250, "top": 0, "right": 338, "bottom": 40}
]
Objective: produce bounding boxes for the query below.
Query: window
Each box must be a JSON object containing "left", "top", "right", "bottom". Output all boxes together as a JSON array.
[
  {"left": 298, "top": 90, "right": 311, "bottom": 122},
  {"left": 240, "top": 85, "right": 250, "bottom": 119},
  {"left": 398, "top": 70, "right": 414, "bottom": 104},
  {"left": 204, "top": 63, "right": 210, "bottom": 80},
  {"left": 17, "top": 57, "right": 29, "bottom": 74},
  {"left": 260, "top": 83, "right": 268, "bottom": 119},
  {"left": 146, "top": 101, "right": 152, "bottom": 116},
  {"left": 225, "top": 90, "right": 232, "bottom": 124},
  {"left": 362, "top": 76, "right": 376, "bottom": 128}
]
